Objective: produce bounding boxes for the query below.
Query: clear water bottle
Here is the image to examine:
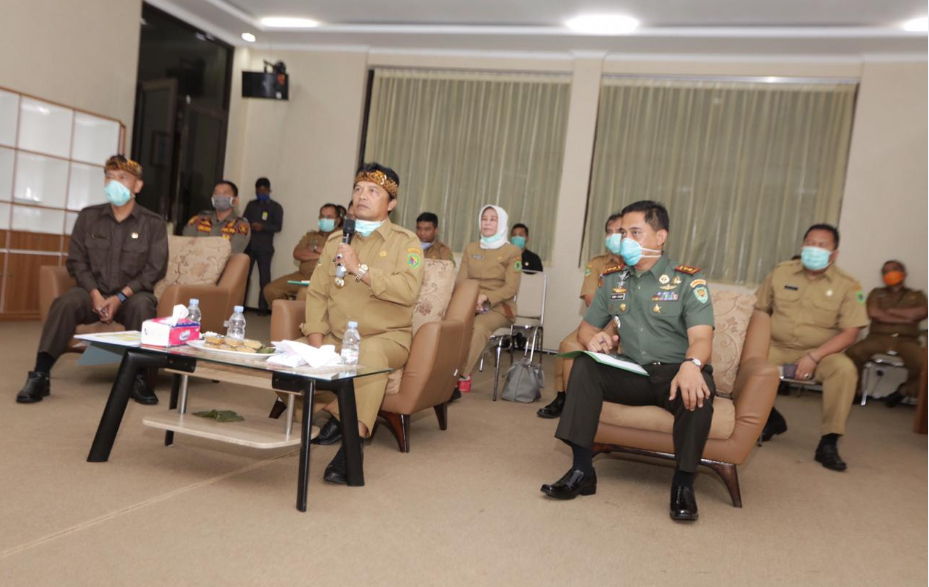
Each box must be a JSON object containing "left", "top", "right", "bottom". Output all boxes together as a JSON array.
[
  {"left": 186, "top": 298, "right": 201, "bottom": 325},
  {"left": 226, "top": 305, "right": 246, "bottom": 340},
  {"left": 340, "top": 321, "right": 361, "bottom": 366}
]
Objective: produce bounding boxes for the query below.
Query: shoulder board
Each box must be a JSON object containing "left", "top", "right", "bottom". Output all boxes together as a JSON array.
[
  {"left": 601, "top": 265, "right": 624, "bottom": 276},
  {"left": 675, "top": 264, "right": 700, "bottom": 275},
  {"left": 187, "top": 216, "right": 200, "bottom": 225}
]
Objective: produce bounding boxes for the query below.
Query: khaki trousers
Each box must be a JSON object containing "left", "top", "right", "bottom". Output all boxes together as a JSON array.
[
  {"left": 845, "top": 335, "right": 925, "bottom": 397},
  {"left": 263, "top": 271, "right": 310, "bottom": 307},
  {"left": 463, "top": 310, "right": 513, "bottom": 377},
  {"left": 768, "top": 344, "right": 858, "bottom": 435},
  {"left": 555, "top": 328, "right": 585, "bottom": 392}
]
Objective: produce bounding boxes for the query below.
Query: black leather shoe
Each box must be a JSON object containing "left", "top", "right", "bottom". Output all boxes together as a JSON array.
[
  {"left": 537, "top": 392, "right": 565, "bottom": 419},
  {"left": 540, "top": 468, "right": 597, "bottom": 500},
  {"left": 762, "top": 407, "right": 788, "bottom": 441},
  {"left": 312, "top": 416, "right": 342, "bottom": 445},
  {"left": 815, "top": 442, "right": 847, "bottom": 471},
  {"left": 129, "top": 375, "right": 158, "bottom": 405},
  {"left": 884, "top": 390, "right": 904, "bottom": 408},
  {"left": 16, "top": 371, "right": 50, "bottom": 404},
  {"left": 323, "top": 442, "right": 363, "bottom": 485},
  {"left": 268, "top": 399, "right": 287, "bottom": 419},
  {"left": 670, "top": 485, "right": 699, "bottom": 521}
]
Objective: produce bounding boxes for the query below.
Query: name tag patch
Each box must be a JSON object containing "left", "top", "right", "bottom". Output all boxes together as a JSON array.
[
  {"left": 261, "top": 211, "right": 269, "bottom": 221},
  {"left": 784, "top": 285, "right": 799, "bottom": 291}
]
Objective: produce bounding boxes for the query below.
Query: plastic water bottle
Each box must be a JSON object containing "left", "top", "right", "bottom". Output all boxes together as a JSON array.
[
  {"left": 226, "top": 305, "right": 246, "bottom": 340},
  {"left": 340, "top": 321, "right": 361, "bottom": 366},
  {"left": 186, "top": 299, "right": 201, "bottom": 325}
]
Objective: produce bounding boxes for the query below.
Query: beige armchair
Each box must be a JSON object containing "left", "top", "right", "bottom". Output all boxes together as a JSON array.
[{"left": 591, "top": 292, "right": 779, "bottom": 507}]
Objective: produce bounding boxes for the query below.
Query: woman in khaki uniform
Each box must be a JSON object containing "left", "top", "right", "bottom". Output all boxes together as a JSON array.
[{"left": 456, "top": 205, "right": 522, "bottom": 393}]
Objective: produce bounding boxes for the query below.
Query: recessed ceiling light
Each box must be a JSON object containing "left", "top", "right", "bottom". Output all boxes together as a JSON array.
[
  {"left": 241, "top": 32, "right": 256, "bottom": 43},
  {"left": 260, "top": 17, "right": 319, "bottom": 28},
  {"left": 566, "top": 14, "right": 639, "bottom": 35},
  {"left": 902, "top": 16, "right": 928, "bottom": 32}
]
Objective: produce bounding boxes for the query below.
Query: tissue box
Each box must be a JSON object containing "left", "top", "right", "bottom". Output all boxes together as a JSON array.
[{"left": 141, "top": 317, "right": 201, "bottom": 347}]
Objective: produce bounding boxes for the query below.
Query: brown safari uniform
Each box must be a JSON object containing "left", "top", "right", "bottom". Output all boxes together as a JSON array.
[
  {"left": 457, "top": 241, "right": 523, "bottom": 376},
  {"left": 845, "top": 286, "right": 927, "bottom": 397},
  {"left": 755, "top": 260, "right": 869, "bottom": 435},
  {"left": 422, "top": 240, "right": 455, "bottom": 265},
  {"left": 301, "top": 219, "right": 424, "bottom": 436},
  {"left": 182, "top": 210, "right": 251, "bottom": 255},
  {"left": 263, "top": 230, "right": 333, "bottom": 306},
  {"left": 555, "top": 254, "right": 624, "bottom": 392}
]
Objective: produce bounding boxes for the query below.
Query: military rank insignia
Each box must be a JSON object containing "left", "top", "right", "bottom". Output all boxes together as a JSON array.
[{"left": 675, "top": 264, "right": 701, "bottom": 275}]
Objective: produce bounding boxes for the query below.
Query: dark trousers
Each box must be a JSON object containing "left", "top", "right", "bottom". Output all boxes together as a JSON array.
[
  {"left": 555, "top": 355, "right": 716, "bottom": 473},
  {"left": 39, "top": 287, "right": 158, "bottom": 360},
  {"left": 246, "top": 249, "right": 274, "bottom": 312}
]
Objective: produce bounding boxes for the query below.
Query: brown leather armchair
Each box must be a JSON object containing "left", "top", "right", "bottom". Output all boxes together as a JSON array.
[
  {"left": 38, "top": 253, "right": 250, "bottom": 345},
  {"left": 592, "top": 309, "right": 779, "bottom": 508}
]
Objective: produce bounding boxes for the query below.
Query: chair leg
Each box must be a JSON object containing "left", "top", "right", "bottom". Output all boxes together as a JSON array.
[
  {"left": 434, "top": 403, "right": 448, "bottom": 430},
  {"left": 703, "top": 460, "right": 742, "bottom": 508},
  {"left": 378, "top": 411, "right": 410, "bottom": 453},
  {"left": 493, "top": 338, "right": 505, "bottom": 401},
  {"left": 479, "top": 352, "right": 485, "bottom": 373}
]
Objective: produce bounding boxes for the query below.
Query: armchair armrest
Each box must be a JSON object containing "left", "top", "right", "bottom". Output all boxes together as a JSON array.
[
  {"left": 725, "top": 356, "right": 780, "bottom": 464},
  {"left": 270, "top": 299, "right": 305, "bottom": 342},
  {"left": 39, "top": 266, "right": 76, "bottom": 323},
  {"left": 158, "top": 284, "right": 233, "bottom": 334},
  {"left": 384, "top": 318, "right": 465, "bottom": 414}
]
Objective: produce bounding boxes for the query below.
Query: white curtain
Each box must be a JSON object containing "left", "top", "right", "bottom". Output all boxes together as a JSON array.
[
  {"left": 583, "top": 77, "right": 857, "bottom": 284},
  {"left": 363, "top": 68, "right": 571, "bottom": 261}
]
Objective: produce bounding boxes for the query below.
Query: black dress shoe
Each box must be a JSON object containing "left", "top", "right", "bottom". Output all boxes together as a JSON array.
[
  {"left": 762, "top": 407, "right": 788, "bottom": 441},
  {"left": 323, "top": 442, "right": 363, "bottom": 485},
  {"left": 540, "top": 468, "right": 597, "bottom": 500},
  {"left": 129, "top": 376, "right": 158, "bottom": 405},
  {"left": 670, "top": 485, "right": 699, "bottom": 521},
  {"left": 312, "top": 416, "right": 342, "bottom": 445},
  {"left": 884, "top": 390, "right": 904, "bottom": 408},
  {"left": 268, "top": 398, "right": 287, "bottom": 419},
  {"left": 815, "top": 442, "right": 847, "bottom": 471},
  {"left": 16, "top": 371, "right": 50, "bottom": 404},
  {"left": 537, "top": 392, "right": 565, "bottom": 419}
]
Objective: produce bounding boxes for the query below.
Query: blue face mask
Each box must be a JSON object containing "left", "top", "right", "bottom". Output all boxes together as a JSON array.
[
  {"left": 354, "top": 219, "right": 383, "bottom": 237},
  {"left": 619, "top": 238, "right": 662, "bottom": 267},
  {"left": 801, "top": 246, "right": 832, "bottom": 271},
  {"left": 256, "top": 192, "right": 270, "bottom": 202},
  {"left": 605, "top": 233, "right": 623, "bottom": 255},
  {"left": 510, "top": 236, "right": 527, "bottom": 249},
  {"left": 104, "top": 180, "right": 132, "bottom": 207},
  {"left": 421, "top": 241, "right": 433, "bottom": 250},
  {"left": 318, "top": 218, "right": 336, "bottom": 233}
]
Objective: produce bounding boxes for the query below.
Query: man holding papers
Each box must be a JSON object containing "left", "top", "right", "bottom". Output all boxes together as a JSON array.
[{"left": 541, "top": 200, "right": 716, "bottom": 522}]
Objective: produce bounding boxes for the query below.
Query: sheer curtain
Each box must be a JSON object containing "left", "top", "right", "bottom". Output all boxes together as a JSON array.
[
  {"left": 363, "top": 68, "right": 571, "bottom": 261},
  {"left": 582, "top": 77, "right": 857, "bottom": 284}
]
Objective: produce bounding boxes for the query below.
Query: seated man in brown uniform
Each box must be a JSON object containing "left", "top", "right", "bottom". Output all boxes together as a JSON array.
[
  {"left": 262, "top": 203, "right": 344, "bottom": 306},
  {"left": 16, "top": 156, "right": 168, "bottom": 405},
  {"left": 846, "top": 260, "right": 927, "bottom": 407},
  {"left": 416, "top": 212, "right": 455, "bottom": 265}
]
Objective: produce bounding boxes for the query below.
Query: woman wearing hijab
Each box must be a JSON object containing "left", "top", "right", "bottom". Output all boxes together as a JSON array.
[{"left": 455, "top": 205, "right": 523, "bottom": 395}]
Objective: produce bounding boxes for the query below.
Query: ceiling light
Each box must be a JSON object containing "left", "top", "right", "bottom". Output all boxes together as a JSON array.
[
  {"left": 260, "top": 17, "right": 319, "bottom": 28},
  {"left": 902, "top": 16, "right": 928, "bottom": 32},
  {"left": 566, "top": 14, "right": 639, "bottom": 35},
  {"left": 241, "top": 32, "right": 256, "bottom": 43}
]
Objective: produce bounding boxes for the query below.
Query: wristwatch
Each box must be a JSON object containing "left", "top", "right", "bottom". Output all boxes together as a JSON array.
[
  {"left": 116, "top": 292, "right": 128, "bottom": 303},
  {"left": 683, "top": 357, "right": 703, "bottom": 369},
  {"left": 354, "top": 263, "right": 369, "bottom": 282}
]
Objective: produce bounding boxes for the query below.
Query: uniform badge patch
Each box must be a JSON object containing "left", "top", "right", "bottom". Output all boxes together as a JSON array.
[
  {"left": 694, "top": 286, "right": 709, "bottom": 304},
  {"left": 672, "top": 276, "right": 682, "bottom": 286},
  {"left": 659, "top": 274, "right": 670, "bottom": 285},
  {"left": 380, "top": 250, "right": 388, "bottom": 257},
  {"left": 407, "top": 248, "right": 420, "bottom": 253},
  {"left": 515, "top": 260, "right": 522, "bottom": 272},
  {"left": 407, "top": 253, "right": 422, "bottom": 269},
  {"left": 856, "top": 291, "right": 865, "bottom": 304},
  {"left": 653, "top": 304, "right": 662, "bottom": 314},
  {"left": 261, "top": 211, "right": 269, "bottom": 221},
  {"left": 584, "top": 266, "right": 591, "bottom": 277},
  {"left": 619, "top": 303, "right": 627, "bottom": 313},
  {"left": 690, "top": 279, "right": 706, "bottom": 288}
]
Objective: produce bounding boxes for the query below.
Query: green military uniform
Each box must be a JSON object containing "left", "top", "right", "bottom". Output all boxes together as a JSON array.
[
  {"left": 457, "top": 241, "right": 523, "bottom": 376},
  {"left": 755, "top": 260, "right": 869, "bottom": 435},
  {"left": 299, "top": 219, "right": 424, "bottom": 436},
  {"left": 263, "top": 229, "right": 332, "bottom": 306},
  {"left": 422, "top": 239, "right": 455, "bottom": 265},
  {"left": 182, "top": 210, "right": 251, "bottom": 255},
  {"left": 555, "top": 255, "right": 716, "bottom": 473},
  {"left": 846, "top": 286, "right": 927, "bottom": 397}
]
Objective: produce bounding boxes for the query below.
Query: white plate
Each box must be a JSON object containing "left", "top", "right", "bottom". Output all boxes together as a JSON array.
[{"left": 187, "top": 339, "right": 278, "bottom": 360}]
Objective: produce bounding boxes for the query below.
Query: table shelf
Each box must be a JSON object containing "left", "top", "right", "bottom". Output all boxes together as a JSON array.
[{"left": 142, "top": 411, "right": 319, "bottom": 449}]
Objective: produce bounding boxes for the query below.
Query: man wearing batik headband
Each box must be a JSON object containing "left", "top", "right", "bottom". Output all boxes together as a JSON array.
[
  {"left": 16, "top": 155, "right": 168, "bottom": 405},
  {"left": 292, "top": 162, "right": 424, "bottom": 485}
]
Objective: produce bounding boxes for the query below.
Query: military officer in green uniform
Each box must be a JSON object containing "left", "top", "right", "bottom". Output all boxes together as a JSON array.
[
  {"left": 182, "top": 180, "right": 251, "bottom": 254},
  {"left": 542, "top": 201, "right": 715, "bottom": 523}
]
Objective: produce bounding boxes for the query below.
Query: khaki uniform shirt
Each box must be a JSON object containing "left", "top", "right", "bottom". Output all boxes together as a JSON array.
[
  {"left": 585, "top": 255, "right": 714, "bottom": 365},
  {"left": 867, "top": 286, "right": 928, "bottom": 338},
  {"left": 67, "top": 202, "right": 169, "bottom": 296},
  {"left": 182, "top": 211, "right": 251, "bottom": 255},
  {"left": 755, "top": 260, "right": 869, "bottom": 351},
  {"left": 422, "top": 240, "right": 455, "bottom": 265},
  {"left": 457, "top": 242, "right": 522, "bottom": 319},
  {"left": 303, "top": 219, "right": 424, "bottom": 350},
  {"left": 581, "top": 254, "right": 623, "bottom": 300},
  {"left": 295, "top": 230, "right": 334, "bottom": 277}
]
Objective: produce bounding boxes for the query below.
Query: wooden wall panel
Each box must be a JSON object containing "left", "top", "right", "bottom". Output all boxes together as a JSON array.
[
  {"left": 3, "top": 253, "right": 61, "bottom": 315},
  {"left": 8, "top": 230, "right": 62, "bottom": 252}
]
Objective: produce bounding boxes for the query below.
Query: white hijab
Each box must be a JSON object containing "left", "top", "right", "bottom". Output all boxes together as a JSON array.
[{"left": 478, "top": 205, "right": 509, "bottom": 250}]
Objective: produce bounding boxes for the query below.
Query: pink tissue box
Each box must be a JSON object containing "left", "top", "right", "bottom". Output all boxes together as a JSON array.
[{"left": 141, "top": 317, "right": 201, "bottom": 347}]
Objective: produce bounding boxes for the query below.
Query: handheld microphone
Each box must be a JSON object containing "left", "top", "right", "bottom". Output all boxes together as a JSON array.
[{"left": 341, "top": 218, "right": 356, "bottom": 245}]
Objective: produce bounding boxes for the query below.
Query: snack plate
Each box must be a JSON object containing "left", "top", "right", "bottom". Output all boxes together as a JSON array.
[{"left": 187, "top": 339, "right": 279, "bottom": 360}]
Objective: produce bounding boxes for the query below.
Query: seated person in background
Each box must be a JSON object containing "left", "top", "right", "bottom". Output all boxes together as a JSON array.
[
  {"left": 541, "top": 200, "right": 715, "bottom": 522},
  {"left": 538, "top": 212, "right": 624, "bottom": 419},
  {"left": 455, "top": 205, "right": 522, "bottom": 398},
  {"left": 182, "top": 180, "right": 251, "bottom": 254},
  {"left": 16, "top": 155, "right": 168, "bottom": 405},
  {"left": 511, "top": 223, "right": 543, "bottom": 272},
  {"left": 846, "top": 260, "right": 927, "bottom": 407},
  {"left": 756, "top": 224, "right": 868, "bottom": 471},
  {"left": 301, "top": 163, "right": 423, "bottom": 483},
  {"left": 416, "top": 212, "right": 455, "bottom": 264},
  {"left": 263, "top": 203, "right": 344, "bottom": 306}
]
